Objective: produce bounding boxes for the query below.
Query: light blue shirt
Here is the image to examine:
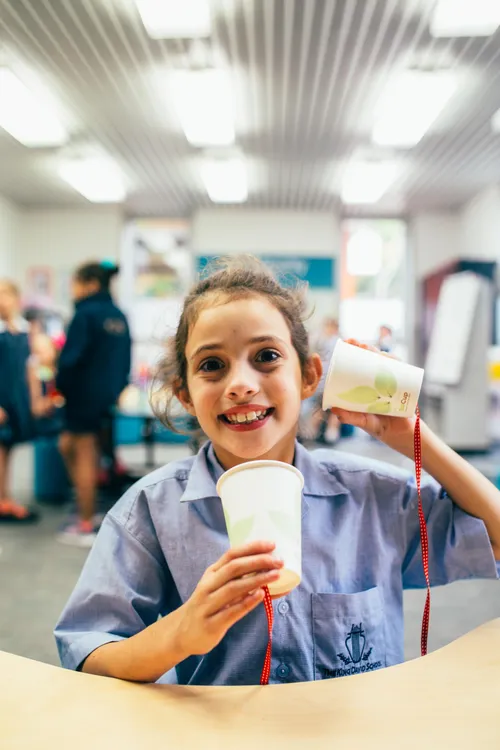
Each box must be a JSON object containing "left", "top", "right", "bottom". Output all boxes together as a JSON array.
[{"left": 55, "top": 442, "right": 499, "bottom": 685}]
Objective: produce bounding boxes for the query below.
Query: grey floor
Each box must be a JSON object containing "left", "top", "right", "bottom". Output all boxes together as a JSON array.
[{"left": 0, "top": 438, "right": 499, "bottom": 668}]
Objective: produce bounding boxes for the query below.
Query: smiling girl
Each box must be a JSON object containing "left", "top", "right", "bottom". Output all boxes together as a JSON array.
[{"left": 55, "top": 257, "right": 500, "bottom": 685}]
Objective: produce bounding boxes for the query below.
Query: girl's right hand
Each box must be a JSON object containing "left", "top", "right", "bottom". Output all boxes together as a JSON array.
[
  {"left": 175, "top": 541, "right": 283, "bottom": 658},
  {"left": 0, "top": 407, "right": 8, "bottom": 425}
]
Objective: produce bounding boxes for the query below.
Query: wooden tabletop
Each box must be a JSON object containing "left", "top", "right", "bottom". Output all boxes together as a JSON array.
[{"left": 2, "top": 619, "right": 499, "bottom": 749}]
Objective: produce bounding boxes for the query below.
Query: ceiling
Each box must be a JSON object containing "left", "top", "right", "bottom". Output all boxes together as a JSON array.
[{"left": 1, "top": 0, "right": 500, "bottom": 216}]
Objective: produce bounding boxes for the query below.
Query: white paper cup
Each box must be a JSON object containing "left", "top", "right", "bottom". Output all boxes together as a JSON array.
[
  {"left": 322, "top": 340, "right": 424, "bottom": 417},
  {"left": 216, "top": 461, "right": 304, "bottom": 597}
]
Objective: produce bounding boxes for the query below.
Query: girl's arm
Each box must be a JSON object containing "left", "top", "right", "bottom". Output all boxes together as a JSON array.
[
  {"left": 27, "top": 361, "right": 52, "bottom": 417},
  {"left": 333, "top": 407, "right": 500, "bottom": 561},
  {"left": 407, "top": 420, "right": 500, "bottom": 560}
]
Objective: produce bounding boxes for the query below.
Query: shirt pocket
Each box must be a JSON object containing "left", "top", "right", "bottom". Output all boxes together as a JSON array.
[{"left": 312, "top": 587, "right": 387, "bottom": 680}]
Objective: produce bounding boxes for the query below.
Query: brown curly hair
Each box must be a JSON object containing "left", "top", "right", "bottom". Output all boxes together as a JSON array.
[{"left": 152, "top": 255, "right": 312, "bottom": 431}]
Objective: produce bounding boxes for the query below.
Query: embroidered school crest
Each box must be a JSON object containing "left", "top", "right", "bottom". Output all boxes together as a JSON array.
[
  {"left": 318, "top": 622, "right": 382, "bottom": 679},
  {"left": 345, "top": 623, "right": 366, "bottom": 664}
]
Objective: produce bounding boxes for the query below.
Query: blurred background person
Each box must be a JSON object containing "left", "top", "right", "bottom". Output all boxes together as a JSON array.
[
  {"left": 377, "top": 324, "right": 394, "bottom": 353},
  {"left": 0, "top": 280, "right": 38, "bottom": 522},
  {"left": 28, "top": 332, "right": 65, "bottom": 431},
  {"left": 304, "top": 316, "right": 341, "bottom": 444},
  {"left": 56, "top": 261, "right": 131, "bottom": 547}
]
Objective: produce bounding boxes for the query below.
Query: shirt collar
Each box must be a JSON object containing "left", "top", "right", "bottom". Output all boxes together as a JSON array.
[{"left": 179, "top": 440, "right": 345, "bottom": 502}]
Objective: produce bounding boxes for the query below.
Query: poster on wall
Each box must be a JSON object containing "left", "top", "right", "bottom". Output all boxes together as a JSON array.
[
  {"left": 25, "top": 266, "right": 54, "bottom": 306},
  {"left": 197, "top": 254, "right": 337, "bottom": 334},
  {"left": 197, "top": 255, "right": 335, "bottom": 289},
  {"left": 121, "top": 218, "right": 193, "bottom": 373}
]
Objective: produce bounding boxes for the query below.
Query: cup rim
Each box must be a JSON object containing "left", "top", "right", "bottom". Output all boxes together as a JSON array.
[
  {"left": 322, "top": 338, "right": 347, "bottom": 411},
  {"left": 216, "top": 459, "right": 304, "bottom": 496}
]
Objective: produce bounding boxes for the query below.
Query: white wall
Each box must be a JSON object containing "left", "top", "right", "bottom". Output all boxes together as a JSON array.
[
  {"left": 15, "top": 206, "right": 123, "bottom": 311},
  {"left": 0, "top": 194, "right": 20, "bottom": 279},
  {"left": 192, "top": 208, "right": 339, "bottom": 256},
  {"left": 409, "top": 211, "right": 462, "bottom": 279},
  {"left": 461, "top": 186, "right": 500, "bottom": 262}
]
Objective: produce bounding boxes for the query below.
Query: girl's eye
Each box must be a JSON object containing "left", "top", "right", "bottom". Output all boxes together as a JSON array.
[
  {"left": 199, "top": 358, "right": 224, "bottom": 373},
  {"left": 255, "top": 348, "right": 281, "bottom": 364}
]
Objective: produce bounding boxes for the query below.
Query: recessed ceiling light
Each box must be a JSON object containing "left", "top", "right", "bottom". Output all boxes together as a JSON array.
[
  {"left": 135, "top": 0, "right": 211, "bottom": 39},
  {"left": 59, "top": 157, "right": 126, "bottom": 203},
  {"left": 430, "top": 0, "right": 500, "bottom": 37},
  {"left": 171, "top": 69, "right": 235, "bottom": 147},
  {"left": 340, "top": 161, "right": 400, "bottom": 205},
  {"left": 372, "top": 69, "right": 457, "bottom": 148},
  {"left": 0, "top": 68, "right": 68, "bottom": 147}
]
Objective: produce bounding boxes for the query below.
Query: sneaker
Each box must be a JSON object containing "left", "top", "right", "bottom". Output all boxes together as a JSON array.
[
  {"left": 57, "top": 519, "right": 97, "bottom": 548},
  {"left": 0, "top": 499, "right": 39, "bottom": 523}
]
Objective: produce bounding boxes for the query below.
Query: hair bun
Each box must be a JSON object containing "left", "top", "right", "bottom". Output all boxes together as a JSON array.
[{"left": 100, "top": 259, "right": 119, "bottom": 276}]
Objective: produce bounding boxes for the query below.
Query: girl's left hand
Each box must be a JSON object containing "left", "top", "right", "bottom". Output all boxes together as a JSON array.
[{"left": 330, "top": 339, "right": 416, "bottom": 458}]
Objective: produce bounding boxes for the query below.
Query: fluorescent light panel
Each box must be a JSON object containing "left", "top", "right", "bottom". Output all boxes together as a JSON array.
[
  {"left": 201, "top": 158, "right": 247, "bottom": 203},
  {"left": 172, "top": 69, "right": 235, "bottom": 146},
  {"left": 372, "top": 69, "right": 457, "bottom": 147},
  {"left": 341, "top": 161, "right": 399, "bottom": 205},
  {"left": 0, "top": 68, "right": 67, "bottom": 147},
  {"left": 430, "top": 0, "right": 500, "bottom": 37},
  {"left": 59, "top": 158, "right": 126, "bottom": 203},
  {"left": 136, "top": 0, "right": 211, "bottom": 38}
]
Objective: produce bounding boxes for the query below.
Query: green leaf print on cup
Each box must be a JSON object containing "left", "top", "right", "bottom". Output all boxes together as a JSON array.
[
  {"left": 367, "top": 400, "right": 391, "bottom": 414},
  {"left": 374, "top": 368, "right": 397, "bottom": 398},
  {"left": 229, "top": 516, "right": 254, "bottom": 546},
  {"left": 337, "top": 367, "right": 399, "bottom": 414},
  {"left": 224, "top": 507, "right": 297, "bottom": 547},
  {"left": 337, "top": 386, "right": 380, "bottom": 404}
]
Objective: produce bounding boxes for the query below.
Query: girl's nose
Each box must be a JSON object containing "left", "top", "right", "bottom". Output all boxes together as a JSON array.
[{"left": 225, "top": 364, "right": 259, "bottom": 400}]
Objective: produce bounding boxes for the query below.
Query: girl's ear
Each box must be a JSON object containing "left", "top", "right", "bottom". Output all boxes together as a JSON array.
[
  {"left": 174, "top": 378, "right": 196, "bottom": 417},
  {"left": 301, "top": 353, "right": 322, "bottom": 401}
]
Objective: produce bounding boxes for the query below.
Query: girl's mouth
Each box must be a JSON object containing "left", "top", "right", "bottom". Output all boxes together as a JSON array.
[{"left": 219, "top": 407, "right": 275, "bottom": 431}]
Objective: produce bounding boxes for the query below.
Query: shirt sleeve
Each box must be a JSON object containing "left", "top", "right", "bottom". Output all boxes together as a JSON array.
[
  {"left": 55, "top": 312, "right": 90, "bottom": 394},
  {"left": 54, "top": 509, "right": 172, "bottom": 672},
  {"left": 400, "top": 474, "right": 499, "bottom": 589}
]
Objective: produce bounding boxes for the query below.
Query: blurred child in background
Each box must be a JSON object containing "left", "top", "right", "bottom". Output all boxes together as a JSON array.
[
  {"left": 28, "top": 332, "right": 65, "bottom": 428},
  {"left": 0, "top": 280, "right": 38, "bottom": 522},
  {"left": 56, "top": 261, "right": 131, "bottom": 547},
  {"left": 307, "top": 316, "right": 341, "bottom": 444}
]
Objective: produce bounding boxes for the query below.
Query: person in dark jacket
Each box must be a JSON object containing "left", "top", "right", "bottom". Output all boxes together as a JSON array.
[
  {"left": 57, "top": 261, "right": 131, "bottom": 546},
  {"left": 0, "top": 280, "right": 38, "bottom": 522}
]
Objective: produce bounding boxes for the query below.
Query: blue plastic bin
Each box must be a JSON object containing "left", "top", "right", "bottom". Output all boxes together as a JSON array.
[{"left": 34, "top": 437, "right": 70, "bottom": 504}]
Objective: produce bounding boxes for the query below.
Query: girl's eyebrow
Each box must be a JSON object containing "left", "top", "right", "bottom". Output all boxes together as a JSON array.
[{"left": 190, "top": 335, "right": 287, "bottom": 362}]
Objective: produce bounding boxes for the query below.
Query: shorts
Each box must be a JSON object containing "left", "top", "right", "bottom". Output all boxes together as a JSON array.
[{"left": 63, "top": 405, "right": 112, "bottom": 435}]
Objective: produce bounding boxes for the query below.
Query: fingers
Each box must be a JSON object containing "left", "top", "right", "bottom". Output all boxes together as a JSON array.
[
  {"left": 211, "top": 540, "right": 276, "bottom": 573},
  {"left": 206, "top": 566, "right": 281, "bottom": 616},
  {"left": 331, "top": 407, "right": 367, "bottom": 427},
  {"left": 209, "top": 589, "right": 265, "bottom": 631},
  {"left": 208, "top": 550, "right": 283, "bottom": 593}
]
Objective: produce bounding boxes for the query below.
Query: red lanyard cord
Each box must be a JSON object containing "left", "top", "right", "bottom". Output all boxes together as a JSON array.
[{"left": 415, "top": 407, "right": 431, "bottom": 656}]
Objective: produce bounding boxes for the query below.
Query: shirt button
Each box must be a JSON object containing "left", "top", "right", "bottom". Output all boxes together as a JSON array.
[
  {"left": 276, "top": 663, "right": 291, "bottom": 680},
  {"left": 278, "top": 600, "right": 289, "bottom": 615}
]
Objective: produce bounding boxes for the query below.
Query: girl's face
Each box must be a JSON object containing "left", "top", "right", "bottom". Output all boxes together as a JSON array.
[
  {"left": 180, "top": 296, "right": 321, "bottom": 469},
  {"left": 0, "top": 283, "right": 20, "bottom": 321}
]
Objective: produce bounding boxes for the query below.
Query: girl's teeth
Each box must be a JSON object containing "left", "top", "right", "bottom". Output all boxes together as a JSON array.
[{"left": 225, "top": 409, "right": 270, "bottom": 424}]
